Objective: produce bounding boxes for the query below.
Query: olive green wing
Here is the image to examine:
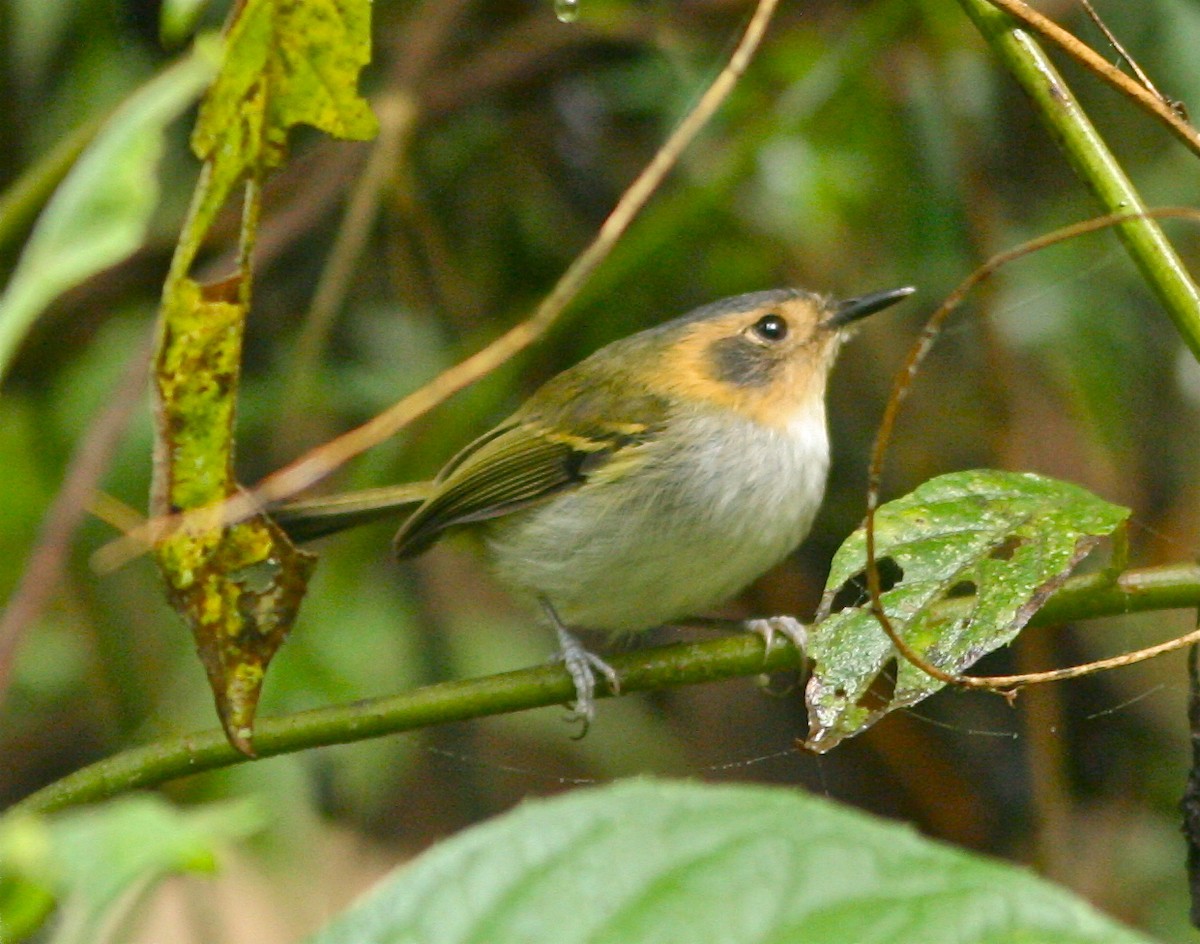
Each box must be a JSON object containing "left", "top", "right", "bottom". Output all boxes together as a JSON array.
[
  {"left": 394, "top": 358, "right": 670, "bottom": 558},
  {"left": 393, "top": 419, "right": 605, "bottom": 558}
]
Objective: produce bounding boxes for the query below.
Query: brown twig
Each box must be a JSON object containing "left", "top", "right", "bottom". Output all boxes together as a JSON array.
[
  {"left": 863, "top": 207, "right": 1200, "bottom": 694},
  {"left": 984, "top": 0, "right": 1200, "bottom": 157},
  {"left": 1075, "top": 0, "right": 1172, "bottom": 110},
  {"left": 93, "top": 0, "right": 782, "bottom": 571},
  {"left": 384, "top": 0, "right": 476, "bottom": 90}
]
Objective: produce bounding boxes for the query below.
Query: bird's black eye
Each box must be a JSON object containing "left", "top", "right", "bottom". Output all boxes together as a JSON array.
[{"left": 751, "top": 313, "right": 788, "bottom": 342}]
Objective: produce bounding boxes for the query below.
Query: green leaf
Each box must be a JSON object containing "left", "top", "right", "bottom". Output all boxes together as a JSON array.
[
  {"left": 303, "top": 779, "right": 1155, "bottom": 944},
  {"left": 0, "top": 42, "right": 218, "bottom": 384},
  {"left": 0, "top": 796, "right": 263, "bottom": 943},
  {"left": 806, "top": 470, "right": 1130, "bottom": 752}
]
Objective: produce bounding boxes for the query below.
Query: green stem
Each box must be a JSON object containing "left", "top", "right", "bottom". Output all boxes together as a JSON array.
[
  {"left": 6, "top": 633, "right": 802, "bottom": 817},
  {"left": 958, "top": 0, "right": 1200, "bottom": 360},
  {"left": 8, "top": 561, "right": 1200, "bottom": 818}
]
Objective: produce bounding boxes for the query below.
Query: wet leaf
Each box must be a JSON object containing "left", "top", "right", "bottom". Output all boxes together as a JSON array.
[
  {"left": 805, "top": 470, "right": 1129, "bottom": 752},
  {"left": 152, "top": 279, "right": 315, "bottom": 754}
]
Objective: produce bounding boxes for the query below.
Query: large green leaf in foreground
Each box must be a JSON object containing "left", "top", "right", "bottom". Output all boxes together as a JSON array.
[
  {"left": 806, "top": 470, "right": 1129, "bottom": 751},
  {"left": 305, "top": 779, "right": 1155, "bottom": 944}
]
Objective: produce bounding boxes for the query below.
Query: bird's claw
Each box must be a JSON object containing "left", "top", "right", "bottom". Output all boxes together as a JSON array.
[
  {"left": 746, "top": 616, "right": 808, "bottom": 659},
  {"left": 552, "top": 621, "right": 620, "bottom": 737}
]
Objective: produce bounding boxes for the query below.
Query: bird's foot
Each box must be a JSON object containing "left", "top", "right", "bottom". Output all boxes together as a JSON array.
[
  {"left": 745, "top": 616, "right": 808, "bottom": 659},
  {"left": 550, "top": 620, "right": 621, "bottom": 737}
]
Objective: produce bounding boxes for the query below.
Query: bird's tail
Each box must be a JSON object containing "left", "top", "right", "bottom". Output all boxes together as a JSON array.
[{"left": 271, "top": 483, "right": 433, "bottom": 543}]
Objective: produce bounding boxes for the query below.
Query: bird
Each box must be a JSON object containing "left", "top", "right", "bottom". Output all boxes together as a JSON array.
[{"left": 274, "top": 285, "right": 915, "bottom": 729}]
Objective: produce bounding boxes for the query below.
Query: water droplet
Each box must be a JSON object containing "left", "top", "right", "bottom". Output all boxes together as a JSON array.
[{"left": 554, "top": 0, "right": 579, "bottom": 23}]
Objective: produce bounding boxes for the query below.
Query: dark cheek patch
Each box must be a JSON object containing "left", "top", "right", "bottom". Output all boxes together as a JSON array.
[{"left": 708, "top": 336, "right": 776, "bottom": 387}]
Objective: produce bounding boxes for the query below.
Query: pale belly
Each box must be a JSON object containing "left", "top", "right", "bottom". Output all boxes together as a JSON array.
[{"left": 481, "top": 410, "right": 829, "bottom": 632}]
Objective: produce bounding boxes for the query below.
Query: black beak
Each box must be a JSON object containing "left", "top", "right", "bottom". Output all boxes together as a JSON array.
[{"left": 826, "top": 286, "right": 916, "bottom": 328}]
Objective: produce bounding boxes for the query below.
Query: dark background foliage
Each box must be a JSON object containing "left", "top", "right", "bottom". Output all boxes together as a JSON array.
[{"left": 4, "top": 0, "right": 1200, "bottom": 938}]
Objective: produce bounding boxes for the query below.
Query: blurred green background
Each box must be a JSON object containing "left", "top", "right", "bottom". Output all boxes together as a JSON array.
[{"left": 4, "top": 0, "right": 1200, "bottom": 939}]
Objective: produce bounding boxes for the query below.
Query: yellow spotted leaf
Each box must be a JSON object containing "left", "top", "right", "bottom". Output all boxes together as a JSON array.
[
  {"left": 192, "top": 0, "right": 376, "bottom": 175},
  {"left": 153, "top": 279, "right": 315, "bottom": 755}
]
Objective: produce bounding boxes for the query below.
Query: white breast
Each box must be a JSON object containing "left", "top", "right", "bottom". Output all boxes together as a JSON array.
[{"left": 483, "top": 406, "right": 830, "bottom": 633}]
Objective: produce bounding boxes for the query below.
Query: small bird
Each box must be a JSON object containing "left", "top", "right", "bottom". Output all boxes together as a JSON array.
[{"left": 275, "top": 286, "right": 914, "bottom": 728}]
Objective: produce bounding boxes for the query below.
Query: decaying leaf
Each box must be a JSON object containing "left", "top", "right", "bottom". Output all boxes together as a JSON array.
[
  {"left": 152, "top": 279, "right": 315, "bottom": 754},
  {"left": 192, "top": 0, "right": 377, "bottom": 171}
]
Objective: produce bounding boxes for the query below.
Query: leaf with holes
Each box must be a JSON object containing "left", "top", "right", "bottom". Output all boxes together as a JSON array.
[
  {"left": 148, "top": 0, "right": 372, "bottom": 751},
  {"left": 804, "top": 470, "right": 1129, "bottom": 752}
]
